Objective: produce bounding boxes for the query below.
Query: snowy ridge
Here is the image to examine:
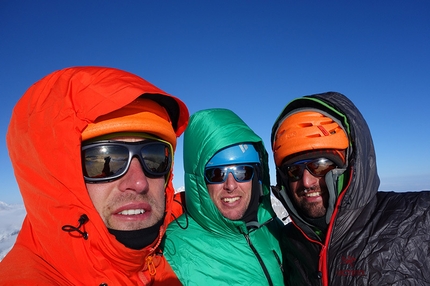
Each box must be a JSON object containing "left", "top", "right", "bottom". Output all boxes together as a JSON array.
[{"left": 0, "top": 202, "right": 26, "bottom": 261}]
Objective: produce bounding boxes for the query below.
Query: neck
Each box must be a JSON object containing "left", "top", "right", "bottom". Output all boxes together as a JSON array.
[{"left": 108, "top": 215, "right": 164, "bottom": 250}]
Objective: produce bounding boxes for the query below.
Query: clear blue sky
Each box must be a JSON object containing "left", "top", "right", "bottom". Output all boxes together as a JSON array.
[{"left": 1, "top": 1, "right": 429, "bottom": 204}]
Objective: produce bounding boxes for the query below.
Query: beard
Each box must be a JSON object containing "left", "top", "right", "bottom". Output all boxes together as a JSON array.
[{"left": 297, "top": 200, "right": 327, "bottom": 218}]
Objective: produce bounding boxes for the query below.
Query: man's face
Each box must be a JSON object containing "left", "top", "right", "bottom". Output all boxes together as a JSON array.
[
  {"left": 288, "top": 165, "right": 329, "bottom": 218},
  {"left": 86, "top": 137, "right": 166, "bottom": 231},
  {"left": 206, "top": 171, "right": 252, "bottom": 221}
]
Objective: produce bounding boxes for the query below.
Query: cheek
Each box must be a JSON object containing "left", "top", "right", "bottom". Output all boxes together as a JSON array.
[
  {"left": 289, "top": 181, "right": 297, "bottom": 191},
  {"left": 150, "top": 178, "right": 166, "bottom": 193},
  {"left": 86, "top": 183, "right": 98, "bottom": 201},
  {"left": 318, "top": 177, "right": 327, "bottom": 187},
  {"left": 149, "top": 178, "right": 168, "bottom": 206},
  {"left": 206, "top": 185, "right": 219, "bottom": 201},
  {"left": 237, "top": 182, "right": 252, "bottom": 196},
  {"left": 288, "top": 183, "right": 302, "bottom": 201},
  {"left": 86, "top": 183, "right": 110, "bottom": 212}
]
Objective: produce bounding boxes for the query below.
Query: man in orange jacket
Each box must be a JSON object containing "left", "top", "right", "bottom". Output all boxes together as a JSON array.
[{"left": 0, "top": 66, "right": 189, "bottom": 285}]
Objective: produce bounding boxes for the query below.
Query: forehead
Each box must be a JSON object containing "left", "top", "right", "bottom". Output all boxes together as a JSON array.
[
  {"left": 84, "top": 132, "right": 156, "bottom": 144},
  {"left": 282, "top": 154, "right": 316, "bottom": 166},
  {"left": 288, "top": 158, "right": 317, "bottom": 165},
  {"left": 108, "top": 136, "right": 148, "bottom": 142},
  {"left": 207, "top": 164, "right": 252, "bottom": 169}
]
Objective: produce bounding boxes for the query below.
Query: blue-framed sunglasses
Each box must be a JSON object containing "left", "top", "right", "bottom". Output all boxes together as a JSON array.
[
  {"left": 204, "top": 164, "right": 255, "bottom": 184},
  {"left": 82, "top": 140, "right": 172, "bottom": 183}
]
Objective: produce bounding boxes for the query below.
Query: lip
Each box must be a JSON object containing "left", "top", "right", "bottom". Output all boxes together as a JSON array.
[
  {"left": 221, "top": 196, "right": 242, "bottom": 207},
  {"left": 113, "top": 202, "right": 151, "bottom": 220},
  {"left": 300, "top": 191, "right": 324, "bottom": 202}
]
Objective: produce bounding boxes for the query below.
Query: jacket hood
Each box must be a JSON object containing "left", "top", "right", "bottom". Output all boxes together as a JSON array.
[
  {"left": 183, "top": 108, "right": 275, "bottom": 235},
  {"left": 6, "top": 66, "right": 188, "bottom": 283},
  {"left": 271, "top": 92, "right": 380, "bottom": 238}
]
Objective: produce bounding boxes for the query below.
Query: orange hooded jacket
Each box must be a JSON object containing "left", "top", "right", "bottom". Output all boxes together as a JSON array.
[{"left": 0, "top": 67, "right": 188, "bottom": 285}]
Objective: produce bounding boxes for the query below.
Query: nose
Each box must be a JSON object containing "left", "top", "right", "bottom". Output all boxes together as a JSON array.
[
  {"left": 118, "top": 158, "right": 149, "bottom": 194},
  {"left": 301, "top": 169, "right": 318, "bottom": 188},
  {"left": 223, "top": 173, "right": 238, "bottom": 192}
]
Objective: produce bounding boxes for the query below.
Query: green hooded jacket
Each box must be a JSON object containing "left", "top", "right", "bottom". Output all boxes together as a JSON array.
[{"left": 163, "top": 108, "right": 284, "bottom": 285}]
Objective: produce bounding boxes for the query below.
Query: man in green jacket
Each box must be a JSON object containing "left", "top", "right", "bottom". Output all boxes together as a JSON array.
[{"left": 163, "top": 108, "right": 284, "bottom": 285}]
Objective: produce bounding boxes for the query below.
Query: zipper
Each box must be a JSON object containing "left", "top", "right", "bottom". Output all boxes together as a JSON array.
[
  {"left": 244, "top": 233, "right": 273, "bottom": 286},
  {"left": 273, "top": 250, "right": 283, "bottom": 274},
  {"left": 319, "top": 167, "right": 354, "bottom": 286}
]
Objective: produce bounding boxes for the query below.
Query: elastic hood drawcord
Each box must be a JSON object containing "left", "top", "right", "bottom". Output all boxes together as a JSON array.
[
  {"left": 171, "top": 198, "right": 189, "bottom": 230},
  {"left": 62, "top": 214, "right": 89, "bottom": 240}
]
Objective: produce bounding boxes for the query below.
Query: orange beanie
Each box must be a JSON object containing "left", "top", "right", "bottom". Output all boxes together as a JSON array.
[{"left": 82, "top": 98, "right": 177, "bottom": 149}]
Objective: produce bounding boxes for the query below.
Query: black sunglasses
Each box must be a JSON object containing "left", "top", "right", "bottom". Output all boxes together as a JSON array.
[
  {"left": 82, "top": 140, "right": 172, "bottom": 183},
  {"left": 279, "top": 158, "right": 336, "bottom": 182}
]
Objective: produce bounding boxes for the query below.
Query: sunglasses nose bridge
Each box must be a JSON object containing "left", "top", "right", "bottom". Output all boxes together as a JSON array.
[
  {"left": 297, "top": 163, "right": 317, "bottom": 181},
  {"left": 126, "top": 145, "right": 142, "bottom": 171},
  {"left": 132, "top": 154, "right": 147, "bottom": 175},
  {"left": 205, "top": 165, "right": 254, "bottom": 184},
  {"left": 303, "top": 163, "right": 313, "bottom": 176}
]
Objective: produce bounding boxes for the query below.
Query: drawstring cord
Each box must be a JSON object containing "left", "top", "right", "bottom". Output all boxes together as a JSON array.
[
  {"left": 171, "top": 197, "right": 189, "bottom": 230},
  {"left": 62, "top": 214, "right": 89, "bottom": 240}
]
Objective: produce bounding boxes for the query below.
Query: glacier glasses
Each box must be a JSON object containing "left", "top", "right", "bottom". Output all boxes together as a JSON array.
[
  {"left": 279, "top": 158, "right": 337, "bottom": 182},
  {"left": 205, "top": 164, "right": 255, "bottom": 184},
  {"left": 82, "top": 140, "right": 173, "bottom": 183}
]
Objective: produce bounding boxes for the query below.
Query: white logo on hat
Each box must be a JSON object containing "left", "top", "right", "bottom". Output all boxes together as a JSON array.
[{"left": 239, "top": 144, "right": 248, "bottom": 153}]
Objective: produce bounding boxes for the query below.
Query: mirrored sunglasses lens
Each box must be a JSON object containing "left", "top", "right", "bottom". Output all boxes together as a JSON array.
[
  {"left": 83, "top": 146, "right": 128, "bottom": 179},
  {"left": 233, "top": 166, "right": 254, "bottom": 181},
  {"left": 205, "top": 165, "right": 254, "bottom": 183},
  {"left": 308, "top": 159, "right": 335, "bottom": 176},
  {"left": 205, "top": 167, "right": 226, "bottom": 183},
  {"left": 141, "top": 143, "right": 171, "bottom": 175},
  {"left": 286, "top": 165, "right": 302, "bottom": 181}
]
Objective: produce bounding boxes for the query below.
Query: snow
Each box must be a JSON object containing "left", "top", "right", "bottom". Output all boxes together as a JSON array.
[{"left": 0, "top": 201, "right": 26, "bottom": 261}]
